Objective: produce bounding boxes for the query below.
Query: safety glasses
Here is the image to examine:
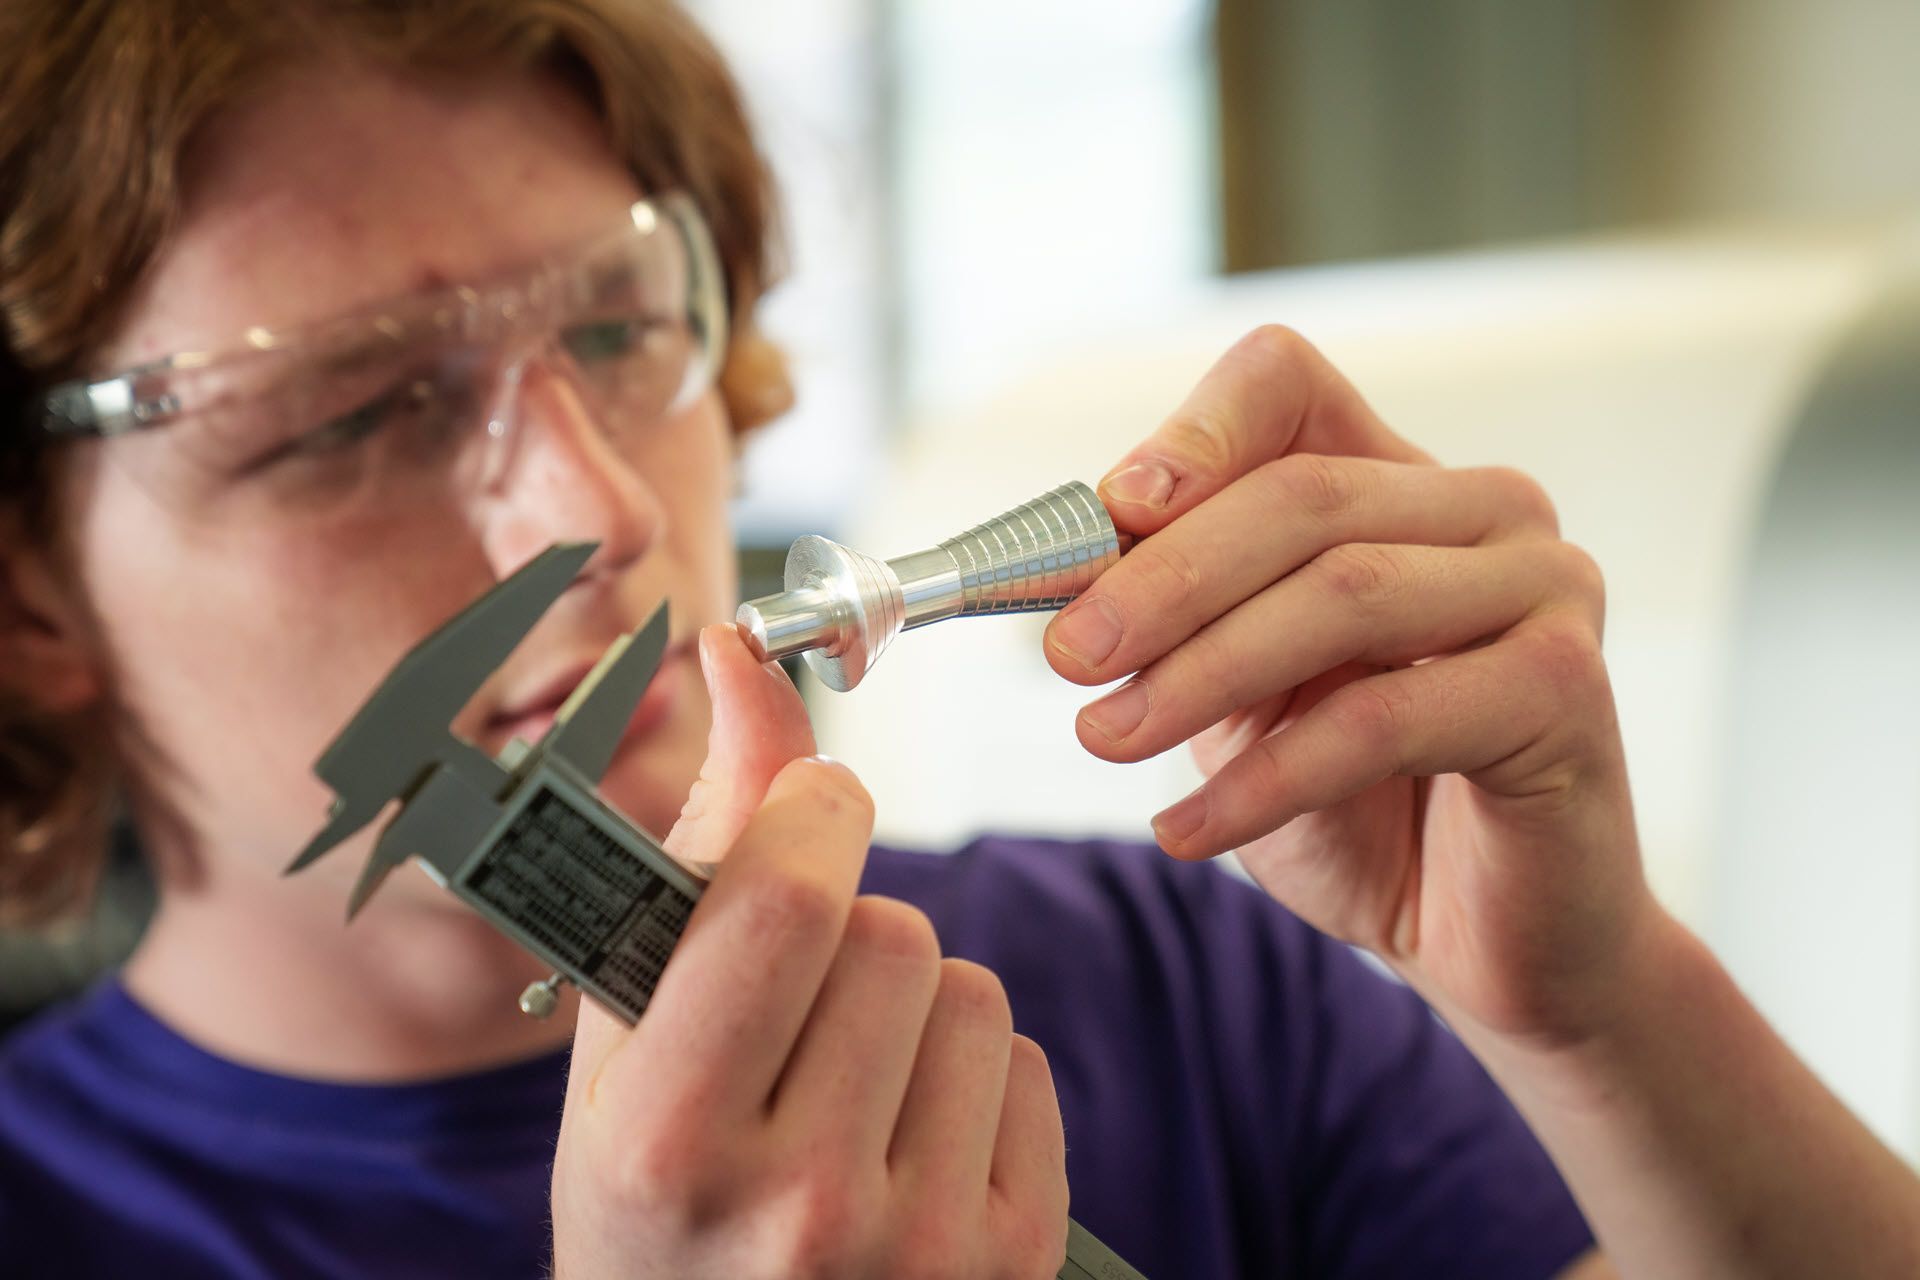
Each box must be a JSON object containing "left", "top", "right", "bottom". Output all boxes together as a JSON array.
[{"left": 38, "top": 194, "right": 727, "bottom": 524}]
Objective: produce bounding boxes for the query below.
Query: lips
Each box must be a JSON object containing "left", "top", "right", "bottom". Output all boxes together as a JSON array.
[{"left": 486, "top": 634, "right": 697, "bottom": 751}]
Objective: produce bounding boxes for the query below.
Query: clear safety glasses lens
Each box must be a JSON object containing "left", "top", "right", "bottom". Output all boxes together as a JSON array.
[{"left": 42, "top": 195, "right": 727, "bottom": 524}]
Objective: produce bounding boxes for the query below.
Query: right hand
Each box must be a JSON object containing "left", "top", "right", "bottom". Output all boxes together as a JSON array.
[{"left": 550, "top": 625, "right": 1070, "bottom": 1279}]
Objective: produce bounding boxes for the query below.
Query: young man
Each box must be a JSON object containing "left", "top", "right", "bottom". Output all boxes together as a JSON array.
[{"left": 2, "top": 4, "right": 1914, "bottom": 1278}]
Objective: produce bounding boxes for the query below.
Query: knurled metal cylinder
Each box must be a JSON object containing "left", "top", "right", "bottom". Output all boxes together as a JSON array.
[
  {"left": 736, "top": 480, "right": 1122, "bottom": 691},
  {"left": 938, "top": 481, "right": 1115, "bottom": 616}
]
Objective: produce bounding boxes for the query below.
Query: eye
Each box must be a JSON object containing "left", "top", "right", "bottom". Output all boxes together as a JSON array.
[
  {"left": 560, "top": 316, "right": 669, "bottom": 365},
  {"left": 292, "top": 377, "right": 438, "bottom": 457}
]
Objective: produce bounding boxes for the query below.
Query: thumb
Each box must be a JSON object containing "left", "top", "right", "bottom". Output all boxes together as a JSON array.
[
  {"left": 662, "top": 623, "right": 817, "bottom": 870},
  {"left": 569, "top": 623, "right": 816, "bottom": 1103}
]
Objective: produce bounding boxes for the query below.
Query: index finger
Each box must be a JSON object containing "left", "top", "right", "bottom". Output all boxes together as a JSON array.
[{"left": 1095, "top": 325, "right": 1433, "bottom": 539}]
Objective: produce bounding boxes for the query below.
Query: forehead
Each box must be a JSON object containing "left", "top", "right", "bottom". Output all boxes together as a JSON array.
[{"left": 105, "top": 60, "right": 643, "bottom": 367}]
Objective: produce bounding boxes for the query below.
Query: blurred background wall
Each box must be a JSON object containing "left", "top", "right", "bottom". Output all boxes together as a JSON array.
[{"left": 1216, "top": 0, "right": 1920, "bottom": 269}]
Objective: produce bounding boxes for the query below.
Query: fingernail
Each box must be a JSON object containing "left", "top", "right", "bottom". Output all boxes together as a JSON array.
[
  {"left": 1101, "top": 461, "right": 1175, "bottom": 510},
  {"left": 1050, "top": 596, "right": 1124, "bottom": 671},
  {"left": 1152, "top": 788, "right": 1210, "bottom": 845},
  {"left": 1082, "top": 679, "right": 1150, "bottom": 743}
]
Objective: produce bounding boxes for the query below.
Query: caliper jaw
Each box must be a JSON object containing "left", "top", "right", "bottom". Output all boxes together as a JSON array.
[{"left": 285, "top": 539, "right": 670, "bottom": 920}]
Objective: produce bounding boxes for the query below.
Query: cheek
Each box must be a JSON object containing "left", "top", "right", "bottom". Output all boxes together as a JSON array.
[{"left": 71, "top": 467, "right": 492, "bottom": 841}]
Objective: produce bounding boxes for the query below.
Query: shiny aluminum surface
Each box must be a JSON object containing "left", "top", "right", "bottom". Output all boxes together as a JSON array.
[{"left": 737, "top": 481, "right": 1123, "bottom": 691}]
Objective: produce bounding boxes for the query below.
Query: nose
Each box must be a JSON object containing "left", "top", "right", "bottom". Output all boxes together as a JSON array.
[{"left": 476, "top": 347, "right": 664, "bottom": 583}]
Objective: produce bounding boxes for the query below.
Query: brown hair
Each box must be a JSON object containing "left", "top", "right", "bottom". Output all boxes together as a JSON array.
[{"left": 0, "top": 0, "right": 790, "bottom": 925}]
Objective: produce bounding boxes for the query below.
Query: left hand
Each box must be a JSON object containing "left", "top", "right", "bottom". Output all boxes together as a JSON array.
[{"left": 1043, "top": 325, "right": 1654, "bottom": 1051}]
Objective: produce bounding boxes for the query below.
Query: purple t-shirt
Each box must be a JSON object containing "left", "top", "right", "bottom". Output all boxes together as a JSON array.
[{"left": 0, "top": 837, "right": 1593, "bottom": 1278}]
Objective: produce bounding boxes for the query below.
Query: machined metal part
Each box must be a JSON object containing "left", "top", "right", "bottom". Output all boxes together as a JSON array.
[
  {"left": 291, "top": 539, "right": 1149, "bottom": 1280},
  {"left": 736, "top": 480, "right": 1123, "bottom": 691}
]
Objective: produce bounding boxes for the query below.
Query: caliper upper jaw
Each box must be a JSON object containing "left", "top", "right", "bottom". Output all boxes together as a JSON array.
[
  {"left": 284, "top": 541, "right": 597, "bottom": 882},
  {"left": 288, "top": 542, "right": 679, "bottom": 926},
  {"left": 336, "top": 606, "right": 670, "bottom": 918},
  {"left": 540, "top": 605, "right": 670, "bottom": 785}
]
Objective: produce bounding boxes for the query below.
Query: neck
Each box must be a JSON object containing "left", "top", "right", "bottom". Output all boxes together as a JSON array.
[{"left": 123, "top": 861, "right": 578, "bottom": 1082}]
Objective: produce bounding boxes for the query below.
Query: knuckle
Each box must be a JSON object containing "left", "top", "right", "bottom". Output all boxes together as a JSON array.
[
  {"left": 841, "top": 895, "right": 941, "bottom": 968},
  {"left": 1523, "top": 614, "right": 1608, "bottom": 702},
  {"left": 797, "top": 758, "right": 877, "bottom": 829},
  {"left": 1483, "top": 465, "right": 1560, "bottom": 534},
  {"left": 984, "top": 1184, "right": 1070, "bottom": 1280},
  {"left": 1312, "top": 542, "right": 1411, "bottom": 611},
  {"left": 934, "top": 958, "right": 1013, "bottom": 1034},
  {"left": 1239, "top": 322, "right": 1315, "bottom": 372},
  {"left": 1162, "top": 406, "right": 1238, "bottom": 481},
  {"left": 607, "top": 1124, "right": 710, "bottom": 1225},
  {"left": 1006, "top": 1211, "right": 1071, "bottom": 1280},
  {"left": 1176, "top": 622, "right": 1243, "bottom": 702},
  {"left": 1326, "top": 678, "right": 1411, "bottom": 761},
  {"left": 1006, "top": 1032, "right": 1054, "bottom": 1084},
  {"left": 1271, "top": 452, "right": 1364, "bottom": 523},
  {"left": 1550, "top": 540, "right": 1607, "bottom": 620},
  {"left": 1131, "top": 538, "right": 1205, "bottom": 613},
  {"left": 1510, "top": 754, "right": 1589, "bottom": 815},
  {"left": 1003, "top": 1034, "right": 1065, "bottom": 1154},
  {"left": 604, "top": 1145, "right": 667, "bottom": 1216},
  {"left": 737, "top": 867, "right": 843, "bottom": 949},
  {"left": 773, "top": 1169, "right": 876, "bottom": 1276},
  {"left": 1237, "top": 731, "right": 1291, "bottom": 803}
]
